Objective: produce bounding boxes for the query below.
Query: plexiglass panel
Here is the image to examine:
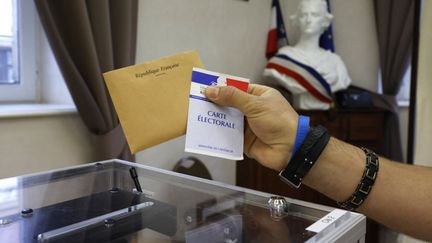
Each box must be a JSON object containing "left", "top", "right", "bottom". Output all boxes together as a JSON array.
[{"left": 0, "top": 160, "right": 365, "bottom": 243}]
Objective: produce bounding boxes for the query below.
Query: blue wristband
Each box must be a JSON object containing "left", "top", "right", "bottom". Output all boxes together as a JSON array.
[{"left": 291, "top": 115, "right": 310, "bottom": 158}]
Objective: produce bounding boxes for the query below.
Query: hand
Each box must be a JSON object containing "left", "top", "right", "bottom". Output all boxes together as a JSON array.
[{"left": 205, "top": 84, "right": 298, "bottom": 171}]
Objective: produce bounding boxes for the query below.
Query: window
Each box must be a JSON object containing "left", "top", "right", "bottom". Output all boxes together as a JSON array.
[
  {"left": 0, "top": 0, "right": 37, "bottom": 102},
  {"left": 0, "top": 48, "right": 14, "bottom": 83},
  {"left": 0, "top": 0, "right": 18, "bottom": 84},
  {"left": 377, "top": 65, "right": 411, "bottom": 107},
  {"left": 396, "top": 65, "right": 411, "bottom": 106}
]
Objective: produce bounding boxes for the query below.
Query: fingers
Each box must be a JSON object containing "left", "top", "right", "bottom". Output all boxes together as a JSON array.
[
  {"left": 205, "top": 84, "right": 272, "bottom": 114},
  {"left": 205, "top": 85, "right": 256, "bottom": 114},
  {"left": 244, "top": 123, "right": 257, "bottom": 157},
  {"left": 247, "top": 84, "right": 270, "bottom": 96}
]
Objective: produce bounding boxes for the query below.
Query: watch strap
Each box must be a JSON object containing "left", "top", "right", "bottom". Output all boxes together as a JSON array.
[
  {"left": 279, "top": 125, "right": 329, "bottom": 188},
  {"left": 292, "top": 115, "right": 310, "bottom": 158}
]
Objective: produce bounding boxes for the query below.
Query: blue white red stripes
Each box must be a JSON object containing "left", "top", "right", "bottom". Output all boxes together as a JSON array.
[
  {"left": 267, "top": 54, "right": 333, "bottom": 103},
  {"left": 266, "top": 0, "right": 288, "bottom": 59},
  {"left": 190, "top": 68, "right": 250, "bottom": 102}
]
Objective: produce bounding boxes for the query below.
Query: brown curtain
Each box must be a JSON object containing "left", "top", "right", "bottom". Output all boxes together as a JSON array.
[
  {"left": 373, "top": 0, "right": 414, "bottom": 162},
  {"left": 34, "top": 0, "right": 138, "bottom": 161}
]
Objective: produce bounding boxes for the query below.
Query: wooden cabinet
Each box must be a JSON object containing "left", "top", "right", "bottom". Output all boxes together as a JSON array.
[
  {"left": 303, "top": 108, "right": 386, "bottom": 152},
  {"left": 236, "top": 108, "right": 387, "bottom": 242}
]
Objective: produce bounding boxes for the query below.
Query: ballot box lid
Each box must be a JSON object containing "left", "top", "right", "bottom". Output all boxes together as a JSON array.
[{"left": 0, "top": 160, "right": 366, "bottom": 243}]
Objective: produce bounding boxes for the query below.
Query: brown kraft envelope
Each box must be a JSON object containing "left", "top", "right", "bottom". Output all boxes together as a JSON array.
[{"left": 103, "top": 50, "right": 204, "bottom": 153}]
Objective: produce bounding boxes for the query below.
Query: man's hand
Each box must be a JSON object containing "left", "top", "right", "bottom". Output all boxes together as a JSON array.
[{"left": 205, "top": 84, "right": 298, "bottom": 171}]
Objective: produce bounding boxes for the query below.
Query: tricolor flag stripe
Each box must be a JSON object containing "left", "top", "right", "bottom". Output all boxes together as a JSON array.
[
  {"left": 319, "top": 0, "right": 335, "bottom": 52},
  {"left": 275, "top": 0, "right": 288, "bottom": 46},
  {"left": 266, "top": 0, "right": 288, "bottom": 59},
  {"left": 266, "top": 7, "right": 278, "bottom": 58},
  {"left": 190, "top": 68, "right": 250, "bottom": 102},
  {"left": 267, "top": 63, "right": 332, "bottom": 103},
  {"left": 191, "top": 70, "right": 219, "bottom": 86},
  {"left": 275, "top": 54, "right": 332, "bottom": 96},
  {"left": 267, "top": 55, "right": 333, "bottom": 103},
  {"left": 227, "top": 78, "right": 249, "bottom": 92}
]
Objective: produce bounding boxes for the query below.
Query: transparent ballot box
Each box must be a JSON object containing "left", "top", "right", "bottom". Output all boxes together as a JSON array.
[{"left": 0, "top": 160, "right": 365, "bottom": 243}]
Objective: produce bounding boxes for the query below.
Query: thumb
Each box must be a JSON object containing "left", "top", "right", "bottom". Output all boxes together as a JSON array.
[{"left": 205, "top": 86, "right": 255, "bottom": 114}]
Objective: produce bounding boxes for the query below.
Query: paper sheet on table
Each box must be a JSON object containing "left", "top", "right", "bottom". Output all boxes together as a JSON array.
[{"left": 103, "top": 50, "right": 204, "bottom": 153}]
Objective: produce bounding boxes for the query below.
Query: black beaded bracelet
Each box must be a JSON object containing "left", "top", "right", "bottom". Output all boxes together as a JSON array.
[
  {"left": 337, "top": 147, "right": 379, "bottom": 211},
  {"left": 279, "top": 125, "right": 330, "bottom": 188}
]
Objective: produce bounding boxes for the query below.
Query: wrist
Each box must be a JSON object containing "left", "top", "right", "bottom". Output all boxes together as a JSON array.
[
  {"left": 303, "top": 138, "right": 365, "bottom": 201},
  {"left": 276, "top": 115, "right": 309, "bottom": 171},
  {"left": 292, "top": 115, "right": 310, "bottom": 157},
  {"left": 275, "top": 113, "right": 299, "bottom": 171},
  {"left": 281, "top": 111, "right": 299, "bottom": 154},
  {"left": 279, "top": 125, "right": 330, "bottom": 188}
]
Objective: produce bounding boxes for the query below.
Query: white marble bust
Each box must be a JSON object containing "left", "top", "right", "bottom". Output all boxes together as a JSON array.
[{"left": 263, "top": 0, "right": 351, "bottom": 110}]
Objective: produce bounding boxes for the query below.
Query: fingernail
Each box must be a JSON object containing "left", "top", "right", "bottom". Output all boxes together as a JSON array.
[{"left": 206, "top": 86, "right": 219, "bottom": 99}]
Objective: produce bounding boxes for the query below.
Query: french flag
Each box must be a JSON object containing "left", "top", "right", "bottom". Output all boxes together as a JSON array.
[
  {"left": 319, "top": 0, "right": 335, "bottom": 52},
  {"left": 266, "top": 0, "right": 288, "bottom": 59}
]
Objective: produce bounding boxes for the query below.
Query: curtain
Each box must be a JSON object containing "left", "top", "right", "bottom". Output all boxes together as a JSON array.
[
  {"left": 373, "top": 0, "right": 414, "bottom": 162},
  {"left": 34, "top": 0, "right": 138, "bottom": 161}
]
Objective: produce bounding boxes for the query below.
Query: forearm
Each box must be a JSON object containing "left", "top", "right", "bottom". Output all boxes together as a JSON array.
[
  {"left": 205, "top": 84, "right": 432, "bottom": 240},
  {"left": 303, "top": 137, "right": 432, "bottom": 241}
]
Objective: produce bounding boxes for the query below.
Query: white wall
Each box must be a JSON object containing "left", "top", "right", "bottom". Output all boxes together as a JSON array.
[
  {"left": 134, "top": 0, "right": 381, "bottom": 184},
  {"left": 0, "top": 114, "right": 94, "bottom": 179},
  {"left": 413, "top": 0, "right": 432, "bottom": 167}
]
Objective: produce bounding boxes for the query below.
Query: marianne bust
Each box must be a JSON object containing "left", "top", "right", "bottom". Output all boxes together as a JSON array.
[{"left": 264, "top": 0, "right": 351, "bottom": 110}]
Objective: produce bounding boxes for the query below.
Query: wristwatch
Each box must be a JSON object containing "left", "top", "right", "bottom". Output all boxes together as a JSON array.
[{"left": 279, "top": 125, "right": 330, "bottom": 188}]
